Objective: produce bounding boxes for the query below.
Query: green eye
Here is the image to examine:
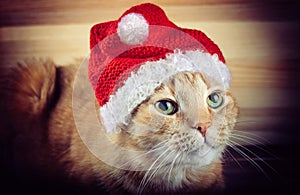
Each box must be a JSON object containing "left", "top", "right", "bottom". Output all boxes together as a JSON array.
[
  {"left": 207, "top": 92, "right": 224, "bottom": 109},
  {"left": 154, "top": 100, "right": 178, "bottom": 115}
]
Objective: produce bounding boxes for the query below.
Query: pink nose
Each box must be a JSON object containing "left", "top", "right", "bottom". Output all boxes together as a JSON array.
[{"left": 196, "top": 122, "right": 211, "bottom": 137}]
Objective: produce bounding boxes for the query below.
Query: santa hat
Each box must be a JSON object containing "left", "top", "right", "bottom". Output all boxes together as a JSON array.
[{"left": 88, "top": 3, "right": 231, "bottom": 133}]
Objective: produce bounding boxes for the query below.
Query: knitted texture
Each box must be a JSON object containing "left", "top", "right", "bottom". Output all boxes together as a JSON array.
[
  {"left": 99, "top": 50, "right": 231, "bottom": 132},
  {"left": 88, "top": 3, "right": 225, "bottom": 107}
]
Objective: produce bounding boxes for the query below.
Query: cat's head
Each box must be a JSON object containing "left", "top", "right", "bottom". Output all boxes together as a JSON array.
[{"left": 117, "top": 71, "right": 238, "bottom": 172}]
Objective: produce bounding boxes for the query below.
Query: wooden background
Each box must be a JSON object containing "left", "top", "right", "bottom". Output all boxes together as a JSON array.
[
  {"left": 0, "top": 0, "right": 299, "bottom": 193},
  {"left": 1, "top": 0, "right": 299, "bottom": 144}
]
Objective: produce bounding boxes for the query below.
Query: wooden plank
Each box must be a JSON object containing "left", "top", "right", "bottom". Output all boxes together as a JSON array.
[
  {"left": 180, "top": 22, "right": 300, "bottom": 60},
  {"left": 234, "top": 107, "right": 299, "bottom": 145},
  {"left": 1, "top": 0, "right": 297, "bottom": 11},
  {"left": 229, "top": 58, "right": 300, "bottom": 88},
  {"left": 231, "top": 87, "right": 296, "bottom": 108},
  {"left": 0, "top": 0, "right": 240, "bottom": 12},
  {"left": 1, "top": 22, "right": 299, "bottom": 64},
  {"left": 0, "top": 1, "right": 298, "bottom": 26}
]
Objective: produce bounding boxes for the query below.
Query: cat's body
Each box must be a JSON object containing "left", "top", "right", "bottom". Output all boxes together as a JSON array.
[{"left": 0, "top": 59, "right": 238, "bottom": 194}]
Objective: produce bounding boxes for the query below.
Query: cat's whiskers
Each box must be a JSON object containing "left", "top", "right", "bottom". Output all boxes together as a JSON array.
[
  {"left": 230, "top": 128, "right": 279, "bottom": 162},
  {"left": 229, "top": 134, "right": 278, "bottom": 160},
  {"left": 235, "top": 120, "right": 259, "bottom": 125},
  {"left": 118, "top": 139, "right": 169, "bottom": 169},
  {"left": 230, "top": 132, "right": 267, "bottom": 146},
  {"left": 223, "top": 147, "right": 243, "bottom": 169},
  {"left": 229, "top": 139, "right": 278, "bottom": 174},
  {"left": 230, "top": 129, "right": 272, "bottom": 145},
  {"left": 142, "top": 150, "right": 177, "bottom": 193},
  {"left": 137, "top": 145, "right": 173, "bottom": 194},
  {"left": 226, "top": 141, "right": 265, "bottom": 174},
  {"left": 123, "top": 71, "right": 240, "bottom": 192},
  {"left": 167, "top": 152, "right": 181, "bottom": 183},
  {"left": 226, "top": 140, "right": 272, "bottom": 180}
]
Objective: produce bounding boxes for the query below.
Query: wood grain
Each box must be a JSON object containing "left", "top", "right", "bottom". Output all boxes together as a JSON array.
[
  {"left": 0, "top": 1, "right": 298, "bottom": 26},
  {"left": 0, "top": 0, "right": 299, "bottom": 146},
  {"left": 0, "top": 1, "right": 299, "bottom": 194}
]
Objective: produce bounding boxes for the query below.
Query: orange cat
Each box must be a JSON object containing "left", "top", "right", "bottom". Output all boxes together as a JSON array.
[
  {"left": 0, "top": 58, "right": 238, "bottom": 194},
  {"left": 0, "top": 3, "right": 240, "bottom": 194}
]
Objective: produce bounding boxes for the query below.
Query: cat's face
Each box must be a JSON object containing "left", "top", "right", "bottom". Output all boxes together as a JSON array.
[{"left": 124, "top": 72, "right": 238, "bottom": 170}]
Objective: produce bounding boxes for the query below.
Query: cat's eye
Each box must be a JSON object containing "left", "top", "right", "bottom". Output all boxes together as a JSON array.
[
  {"left": 207, "top": 92, "right": 224, "bottom": 109},
  {"left": 154, "top": 100, "right": 178, "bottom": 115}
]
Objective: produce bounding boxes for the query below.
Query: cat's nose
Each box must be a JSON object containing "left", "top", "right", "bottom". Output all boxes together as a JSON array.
[{"left": 196, "top": 122, "right": 211, "bottom": 137}]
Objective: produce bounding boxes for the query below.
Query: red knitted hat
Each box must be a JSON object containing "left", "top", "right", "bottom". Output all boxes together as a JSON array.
[{"left": 88, "top": 3, "right": 231, "bottom": 132}]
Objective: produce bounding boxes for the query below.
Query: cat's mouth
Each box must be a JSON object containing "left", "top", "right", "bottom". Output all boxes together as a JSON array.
[
  {"left": 141, "top": 142, "right": 220, "bottom": 171},
  {"left": 165, "top": 142, "right": 219, "bottom": 168},
  {"left": 190, "top": 141, "right": 216, "bottom": 154}
]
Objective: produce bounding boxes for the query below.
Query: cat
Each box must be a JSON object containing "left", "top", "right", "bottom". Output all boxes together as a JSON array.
[{"left": 0, "top": 58, "right": 238, "bottom": 194}]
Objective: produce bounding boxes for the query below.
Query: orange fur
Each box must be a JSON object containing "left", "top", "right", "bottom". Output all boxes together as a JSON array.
[{"left": 0, "top": 61, "right": 238, "bottom": 194}]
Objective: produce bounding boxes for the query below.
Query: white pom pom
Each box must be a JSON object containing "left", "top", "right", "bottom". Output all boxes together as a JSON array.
[{"left": 117, "top": 13, "right": 149, "bottom": 45}]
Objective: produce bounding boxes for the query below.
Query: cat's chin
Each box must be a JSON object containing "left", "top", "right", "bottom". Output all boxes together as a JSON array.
[{"left": 186, "top": 143, "right": 221, "bottom": 168}]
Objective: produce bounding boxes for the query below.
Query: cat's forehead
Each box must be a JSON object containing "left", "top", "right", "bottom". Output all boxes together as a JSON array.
[
  {"left": 165, "top": 72, "right": 212, "bottom": 94},
  {"left": 153, "top": 72, "right": 225, "bottom": 103},
  {"left": 151, "top": 72, "right": 207, "bottom": 103},
  {"left": 171, "top": 72, "right": 208, "bottom": 89}
]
